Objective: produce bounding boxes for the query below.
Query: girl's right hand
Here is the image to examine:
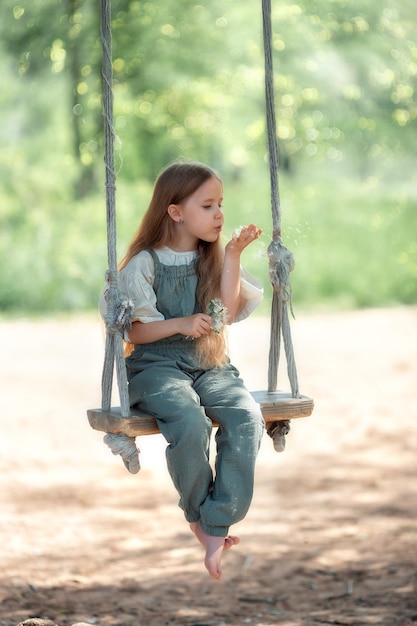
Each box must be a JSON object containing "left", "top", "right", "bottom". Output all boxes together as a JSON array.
[{"left": 178, "top": 313, "right": 212, "bottom": 338}]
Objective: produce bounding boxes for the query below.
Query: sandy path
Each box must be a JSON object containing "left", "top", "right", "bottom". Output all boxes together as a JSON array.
[{"left": 0, "top": 307, "right": 416, "bottom": 625}]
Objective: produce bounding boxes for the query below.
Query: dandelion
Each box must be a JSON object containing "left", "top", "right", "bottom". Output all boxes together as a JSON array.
[
  {"left": 232, "top": 225, "right": 244, "bottom": 238},
  {"left": 207, "top": 298, "right": 228, "bottom": 333}
]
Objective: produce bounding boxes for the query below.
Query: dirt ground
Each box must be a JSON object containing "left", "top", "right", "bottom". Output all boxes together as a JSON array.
[{"left": 0, "top": 307, "right": 416, "bottom": 626}]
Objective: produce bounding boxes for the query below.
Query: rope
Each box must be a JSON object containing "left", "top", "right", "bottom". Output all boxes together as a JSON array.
[
  {"left": 98, "top": 0, "right": 299, "bottom": 429},
  {"left": 104, "top": 433, "right": 140, "bottom": 474},
  {"left": 261, "top": 0, "right": 299, "bottom": 397},
  {"left": 100, "top": 0, "right": 132, "bottom": 417}
]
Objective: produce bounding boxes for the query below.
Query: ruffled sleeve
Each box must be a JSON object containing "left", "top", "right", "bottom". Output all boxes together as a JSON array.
[
  {"left": 98, "top": 248, "right": 263, "bottom": 325},
  {"left": 99, "top": 251, "right": 164, "bottom": 323},
  {"left": 233, "top": 267, "right": 264, "bottom": 323}
]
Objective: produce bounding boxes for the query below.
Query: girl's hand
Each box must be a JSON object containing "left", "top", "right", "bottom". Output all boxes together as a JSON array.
[
  {"left": 178, "top": 313, "right": 212, "bottom": 338},
  {"left": 225, "top": 224, "right": 262, "bottom": 255}
]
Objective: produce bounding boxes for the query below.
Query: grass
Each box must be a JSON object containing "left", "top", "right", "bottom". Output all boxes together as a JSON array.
[
  {"left": 222, "top": 165, "right": 417, "bottom": 313},
  {"left": 1, "top": 162, "right": 416, "bottom": 315}
]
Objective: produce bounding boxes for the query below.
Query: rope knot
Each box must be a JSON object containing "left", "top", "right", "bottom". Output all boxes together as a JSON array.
[
  {"left": 103, "top": 274, "right": 134, "bottom": 335},
  {"left": 267, "top": 239, "right": 295, "bottom": 313},
  {"left": 103, "top": 433, "right": 140, "bottom": 474}
]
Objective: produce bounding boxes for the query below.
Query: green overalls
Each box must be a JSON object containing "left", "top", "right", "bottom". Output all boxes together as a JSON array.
[{"left": 126, "top": 250, "right": 264, "bottom": 537}]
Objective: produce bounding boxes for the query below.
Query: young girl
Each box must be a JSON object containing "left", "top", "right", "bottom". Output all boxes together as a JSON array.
[{"left": 103, "top": 161, "right": 265, "bottom": 579}]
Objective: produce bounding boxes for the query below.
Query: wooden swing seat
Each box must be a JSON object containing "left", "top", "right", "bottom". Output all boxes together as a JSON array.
[
  {"left": 91, "top": 1, "right": 315, "bottom": 446},
  {"left": 87, "top": 390, "right": 313, "bottom": 437}
]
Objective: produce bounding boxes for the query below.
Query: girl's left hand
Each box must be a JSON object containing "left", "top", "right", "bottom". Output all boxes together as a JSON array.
[{"left": 225, "top": 224, "right": 262, "bottom": 254}]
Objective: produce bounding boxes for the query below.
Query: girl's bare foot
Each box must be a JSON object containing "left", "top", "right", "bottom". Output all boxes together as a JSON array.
[
  {"left": 190, "top": 522, "right": 240, "bottom": 579},
  {"left": 224, "top": 534, "right": 240, "bottom": 550}
]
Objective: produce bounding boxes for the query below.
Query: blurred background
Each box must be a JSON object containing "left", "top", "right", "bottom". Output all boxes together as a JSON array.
[
  {"left": 1, "top": 0, "right": 416, "bottom": 317},
  {"left": 1, "top": 4, "right": 416, "bottom": 624}
]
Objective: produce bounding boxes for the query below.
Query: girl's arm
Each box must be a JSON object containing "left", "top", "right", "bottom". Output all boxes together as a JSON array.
[
  {"left": 127, "top": 313, "right": 212, "bottom": 344},
  {"left": 115, "top": 251, "right": 211, "bottom": 344},
  {"left": 221, "top": 224, "right": 262, "bottom": 323}
]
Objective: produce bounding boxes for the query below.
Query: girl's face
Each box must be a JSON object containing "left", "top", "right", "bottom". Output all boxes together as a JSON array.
[{"left": 176, "top": 176, "right": 224, "bottom": 247}]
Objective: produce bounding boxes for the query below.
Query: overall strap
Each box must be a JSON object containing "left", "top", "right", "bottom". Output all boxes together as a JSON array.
[{"left": 145, "top": 249, "right": 161, "bottom": 290}]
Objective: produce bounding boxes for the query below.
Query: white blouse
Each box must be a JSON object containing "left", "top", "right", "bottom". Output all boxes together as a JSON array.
[{"left": 100, "top": 246, "right": 263, "bottom": 324}]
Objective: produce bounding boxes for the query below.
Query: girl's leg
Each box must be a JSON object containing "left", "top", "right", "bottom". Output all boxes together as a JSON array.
[
  {"left": 189, "top": 521, "right": 240, "bottom": 580},
  {"left": 193, "top": 364, "right": 264, "bottom": 537},
  {"left": 128, "top": 364, "right": 214, "bottom": 524}
]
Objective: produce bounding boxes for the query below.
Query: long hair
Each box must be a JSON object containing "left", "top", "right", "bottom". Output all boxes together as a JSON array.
[{"left": 121, "top": 161, "right": 228, "bottom": 367}]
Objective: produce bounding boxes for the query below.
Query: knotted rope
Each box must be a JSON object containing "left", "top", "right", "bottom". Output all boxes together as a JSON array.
[
  {"left": 103, "top": 433, "right": 140, "bottom": 474},
  {"left": 97, "top": 0, "right": 300, "bottom": 466},
  {"left": 100, "top": 0, "right": 132, "bottom": 418},
  {"left": 262, "top": 0, "right": 299, "bottom": 398}
]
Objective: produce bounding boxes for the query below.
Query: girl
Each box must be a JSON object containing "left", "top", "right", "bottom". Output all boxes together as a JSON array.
[{"left": 102, "top": 161, "right": 265, "bottom": 579}]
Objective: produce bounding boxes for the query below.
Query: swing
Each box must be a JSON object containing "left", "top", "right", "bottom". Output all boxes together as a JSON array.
[{"left": 87, "top": 0, "right": 314, "bottom": 460}]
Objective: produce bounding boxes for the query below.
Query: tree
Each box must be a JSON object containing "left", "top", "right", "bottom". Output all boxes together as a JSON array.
[
  {"left": 266, "top": 0, "right": 417, "bottom": 174},
  {"left": 1, "top": 0, "right": 416, "bottom": 188}
]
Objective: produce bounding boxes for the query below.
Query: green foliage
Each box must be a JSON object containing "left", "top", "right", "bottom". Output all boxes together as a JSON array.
[
  {"left": 219, "top": 165, "right": 417, "bottom": 313},
  {"left": 281, "top": 171, "right": 417, "bottom": 310},
  {"left": 0, "top": 0, "right": 416, "bottom": 314},
  {"left": 2, "top": 164, "right": 415, "bottom": 314}
]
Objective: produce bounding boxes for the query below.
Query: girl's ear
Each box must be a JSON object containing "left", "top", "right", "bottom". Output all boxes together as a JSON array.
[{"left": 167, "top": 204, "right": 183, "bottom": 223}]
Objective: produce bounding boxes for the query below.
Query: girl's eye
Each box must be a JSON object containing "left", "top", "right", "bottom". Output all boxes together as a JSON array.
[{"left": 202, "top": 203, "right": 223, "bottom": 209}]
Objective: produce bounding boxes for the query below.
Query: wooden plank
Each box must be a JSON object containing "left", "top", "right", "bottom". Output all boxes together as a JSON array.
[{"left": 87, "top": 391, "right": 313, "bottom": 437}]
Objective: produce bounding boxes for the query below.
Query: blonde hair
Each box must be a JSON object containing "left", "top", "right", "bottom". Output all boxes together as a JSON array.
[{"left": 121, "top": 161, "right": 228, "bottom": 367}]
